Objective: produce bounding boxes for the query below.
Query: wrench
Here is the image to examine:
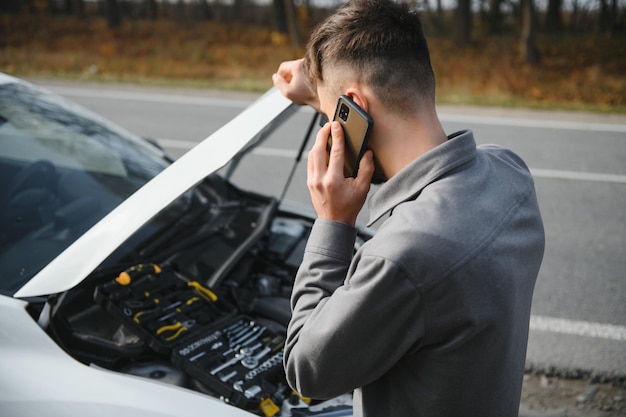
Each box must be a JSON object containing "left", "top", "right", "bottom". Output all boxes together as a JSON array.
[
  {"left": 244, "top": 385, "right": 262, "bottom": 399},
  {"left": 238, "top": 327, "right": 268, "bottom": 347},
  {"left": 238, "top": 342, "right": 262, "bottom": 356},
  {"left": 211, "top": 343, "right": 261, "bottom": 375},
  {"left": 240, "top": 346, "right": 271, "bottom": 369},
  {"left": 210, "top": 354, "right": 243, "bottom": 375},
  {"left": 227, "top": 326, "right": 259, "bottom": 346},
  {"left": 223, "top": 320, "right": 247, "bottom": 334},
  {"left": 230, "top": 325, "right": 265, "bottom": 347},
  {"left": 222, "top": 327, "right": 268, "bottom": 357},
  {"left": 220, "top": 370, "right": 238, "bottom": 382},
  {"left": 228, "top": 322, "right": 255, "bottom": 340}
]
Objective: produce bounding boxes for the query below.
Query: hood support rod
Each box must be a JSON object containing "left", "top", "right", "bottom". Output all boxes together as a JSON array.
[{"left": 279, "top": 112, "right": 320, "bottom": 202}]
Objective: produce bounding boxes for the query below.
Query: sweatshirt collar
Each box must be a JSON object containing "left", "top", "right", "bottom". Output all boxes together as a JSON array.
[{"left": 367, "top": 130, "right": 477, "bottom": 226}]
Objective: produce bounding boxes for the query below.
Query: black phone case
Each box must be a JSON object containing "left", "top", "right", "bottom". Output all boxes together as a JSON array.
[{"left": 331, "top": 95, "right": 374, "bottom": 177}]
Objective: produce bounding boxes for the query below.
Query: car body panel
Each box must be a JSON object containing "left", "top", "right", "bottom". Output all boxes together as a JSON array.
[
  {"left": 14, "top": 88, "right": 295, "bottom": 299},
  {"left": 0, "top": 72, "right": 20, "bottom": 85}
]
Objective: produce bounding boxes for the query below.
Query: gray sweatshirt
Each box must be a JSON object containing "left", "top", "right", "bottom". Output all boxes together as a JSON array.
[{"left": 284, "top": 130, "right": 545, "bottom": 417}]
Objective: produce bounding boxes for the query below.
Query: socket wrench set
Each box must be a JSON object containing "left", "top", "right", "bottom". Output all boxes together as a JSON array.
[
  {"left": 172, "top": 316, "right": 286, "bottom": 412},
  {"left": 94, "top": 263, "right": 287, "bottom": 415}
]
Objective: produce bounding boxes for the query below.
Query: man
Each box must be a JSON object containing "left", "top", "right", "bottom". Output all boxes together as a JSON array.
[{"left": 272, "top": 0, "right": 545, "bottom": 415}]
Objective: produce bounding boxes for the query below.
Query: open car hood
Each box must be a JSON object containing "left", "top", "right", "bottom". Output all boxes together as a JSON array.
[{"left": 14, "top": 88, "right": 295, "bottom": 298}]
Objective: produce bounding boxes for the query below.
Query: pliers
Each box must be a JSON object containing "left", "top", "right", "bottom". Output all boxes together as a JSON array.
[{"left": 156, "top": 319, "right": 196, "bottom": 341}]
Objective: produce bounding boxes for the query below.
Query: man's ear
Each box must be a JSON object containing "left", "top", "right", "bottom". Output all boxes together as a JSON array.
[{"left": 344, "top": 88, "right": 368, "bottom": 113}]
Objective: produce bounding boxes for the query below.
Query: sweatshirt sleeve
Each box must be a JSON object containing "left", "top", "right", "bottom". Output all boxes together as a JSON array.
[{"left": 284, "top": 219, "right": 425, "bottom": 399}]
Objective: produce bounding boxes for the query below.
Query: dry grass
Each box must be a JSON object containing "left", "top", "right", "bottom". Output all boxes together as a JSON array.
[
  {"left": 1, "top": 13, "right": 625, "bottom": 112},
  {"left": 428, "top": 35, "right": 626, "bottom": 111}
]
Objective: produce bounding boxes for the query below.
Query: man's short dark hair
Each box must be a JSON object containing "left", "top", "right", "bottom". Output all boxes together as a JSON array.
[{"left": 304, "top": 0, "right": 436, "bottom": 113}]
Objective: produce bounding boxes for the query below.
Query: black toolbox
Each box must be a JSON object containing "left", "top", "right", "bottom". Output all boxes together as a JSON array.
[{"left": 94, "top": 263, "right": 286, "bottom": 416}]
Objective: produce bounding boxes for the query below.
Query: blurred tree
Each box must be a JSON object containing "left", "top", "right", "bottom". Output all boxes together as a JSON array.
[
  {"left": 456, "top": 0, "right": 472, "bottom": 46},
  {"left": 272, "top": 0, "right": 302, "bottom": 47},
  {"left": 106, "top": 0, "right": 122, "bottom": 28},
  {"left": 545, "top": 0, "right": 563, "bottom": 32},
  {"left": 598, "top": 0, "right": 620, "bottom": 33},
  {"left": 197, "top": 0, "right": 212, "bottom": 20},
  {"left": 520, "top": 0, "right": 540, "bottom": 65},
  {"left": 273, "top": 0, "right": 288, "bottom": 38},
  {"left": 422, "top": 0, "right": 444, "bottom": 33},
  {"left": 569, "top": 0, "right": 579, "bottom": 33},
  {"left": 598, "top": 0, "right": 610, "bottom": 31},
  {"left": 283, "top": 0, "right": 302, "bottom": 47},
  {"left": 64, "top": 0, "right": 85, "bottom": 17},
  {"left": 435, "top": 0, "right": 445, "bottom": 31},
  {"left": 0, "top": 0, "right": 25, "bottom": 12},
  {"left": 233, "top": 0, "right": 243, "bottom": 21},
  {"left": 487, "top": 0, "right": 504, "bottom": 33},
  {"left": 143, "top": 0, "right": 158, "bottom": 19}
]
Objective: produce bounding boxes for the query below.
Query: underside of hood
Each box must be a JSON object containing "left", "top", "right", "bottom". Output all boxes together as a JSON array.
[{"left": 14, "top": 88, "right": 295, "bottom": 298}]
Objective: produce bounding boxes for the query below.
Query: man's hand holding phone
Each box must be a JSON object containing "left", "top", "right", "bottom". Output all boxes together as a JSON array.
[{"left": 307, "top": 121, "right": 374, "bottom": 227}]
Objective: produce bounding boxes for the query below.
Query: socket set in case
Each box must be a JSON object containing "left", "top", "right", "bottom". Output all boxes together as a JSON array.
[
  {"left": 172, "top": 316, "right": 285, "bottom": 412},
  {"left": 94, "top": 263, "right": 286, "bottom": 415}
]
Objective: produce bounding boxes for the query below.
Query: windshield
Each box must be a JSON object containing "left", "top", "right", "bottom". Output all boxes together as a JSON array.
[{"left": 0, "top": 80, "right": 169, "bottom": 293}]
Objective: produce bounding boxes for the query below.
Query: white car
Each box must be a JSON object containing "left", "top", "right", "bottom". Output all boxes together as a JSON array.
[{"left": 0, "top": 74, "right": 369, "bottom": 417}]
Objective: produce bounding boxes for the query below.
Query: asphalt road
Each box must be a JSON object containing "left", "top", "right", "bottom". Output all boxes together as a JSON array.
[{"left": 35, "top": 79, "right": 626, "bottom": 381}]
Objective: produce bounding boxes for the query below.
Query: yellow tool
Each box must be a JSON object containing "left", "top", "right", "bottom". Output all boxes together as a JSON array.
[
  {"left": 155, "top": 320, "right": 195, "bottom": 341},
  {"left": 292, "top": 391, "right": 311, "bottom": 404},
  {"left": 259, "top": 397, "right": 280, "bottom": 417},
  {"left": 115, "top": 263, "right": 162, "bottom": 285},
  {"left": 187, "top": 281, "right": 218, "bottom": 302}
]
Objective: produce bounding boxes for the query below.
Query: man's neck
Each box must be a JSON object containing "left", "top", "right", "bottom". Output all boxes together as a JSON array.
[{"left": 376, "top": 107, "right": 447, "bottom": 179}]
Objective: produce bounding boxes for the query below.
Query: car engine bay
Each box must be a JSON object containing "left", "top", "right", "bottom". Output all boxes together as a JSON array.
[{"left": 40, "top": 177, "right": 362, "bottom": 417}]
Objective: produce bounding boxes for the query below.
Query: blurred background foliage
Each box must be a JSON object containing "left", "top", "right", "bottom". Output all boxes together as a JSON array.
[{"left": 0, "top": 0, "right": 624, "bottom": 111}]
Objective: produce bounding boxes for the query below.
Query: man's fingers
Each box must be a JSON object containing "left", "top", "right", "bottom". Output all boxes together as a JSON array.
[
  {"left": 306, "top": 122, "right": 371, "bottom": 226},
  {"left": 308, "top": 123, "right": 332, "bottom": 178},
  {"left": 272, "top": 73, "right": 288, "bottom": 93},
  {"left": 326, "top": 122, "right": 345, "bottom": 178},
  {"left": 275, "top": 59, "right": 298, "bottom": 81},
  {"left": 356, "top": 149, "right": 375, "bottom": 186}
]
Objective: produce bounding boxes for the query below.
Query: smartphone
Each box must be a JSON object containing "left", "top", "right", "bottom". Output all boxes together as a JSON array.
[{"left": 327, "top": 95, "right": 374, "bottom": 178}]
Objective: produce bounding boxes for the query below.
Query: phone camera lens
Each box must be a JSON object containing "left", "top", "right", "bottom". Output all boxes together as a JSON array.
[{"left": 339, "top": 103, "right": 350, "bottom": 122}]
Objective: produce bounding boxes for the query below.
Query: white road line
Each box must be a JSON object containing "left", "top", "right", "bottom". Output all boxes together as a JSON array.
[
  {"left": 158, "top": 140, "right": 300, "bottom": 158},
  {"left": 158, "top": 139, "right": 200, "bottom": 149},
  {"left": 531, "top": 169, "right": 626, "bottom": 184},
  {"left": 47, "top": 86, "right": 253, "bottom": 108},
  {"left": 157, "top": 139, "right": 297, "bottom": 158},
  {"left": 158, "top": 141, "right": 626, "bottom": 184},
  {"left": 439, "top": 113, "right": 626, "bottom": 133},
  {"left": 530, "top": 315, "right": 626, "bottom": 341},
  {"left": 251, "top": 147, "right": 299, "bottom": 158}
]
